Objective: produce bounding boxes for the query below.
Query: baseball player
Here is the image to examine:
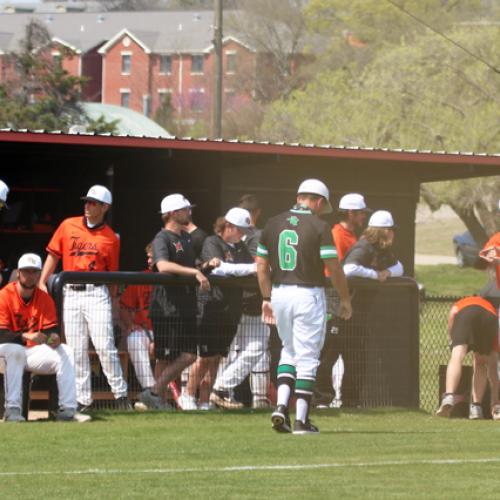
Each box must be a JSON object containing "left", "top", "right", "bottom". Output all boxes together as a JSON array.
[
  {"left": 138, "top": 194, "right": 211, "bottom": 410},
  {"left": 332, "top": 193, "right": 370, "bottom": 262},
  {"left": 183, "top": 207, "right": 255, "bottom": 411},
  {"left": 0, "top": 180, "right": 27, "bottom": 422},
  {"left": 256, "top": 179, "right": 352, "bottom": 434},
  {"left": 211, "top": 195, "right": 272, "bottom": 409},
  {"left": 315, "top": 193, "right": 370, "bottom": 408},
  {"left": 120, "top": 243, "right": 155, "bottom": 393},
  {"left": 0, "top": 253, "right": 90, "bottom": 422},
  {"left": 39, "top": 185, "right": 130, "bottom": 411},
  {"left": 343, "top": 210, "right": 403, "bottom": 280},
  {"left": 437, "top": 296, "right": 500, "bottom": 420}
]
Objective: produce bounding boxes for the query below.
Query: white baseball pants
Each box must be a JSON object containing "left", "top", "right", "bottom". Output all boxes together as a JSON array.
[
  {"left": 0, "top": 343, "right": 26, "bottom": 410},
  {"left": 63, "top": 285, "right": 128, "bottom": 406},
  {"left": 26, "top": 344, "right": 77, "bottom": 409},
  {"left": 214, "top": 314, "right": 270, "bottom": 390},
  {"left": 127, "top": 329, "right": 155, "bottom": 390},
  {"left": 272, "top": 285, "right": 327, "bottom": 380}
]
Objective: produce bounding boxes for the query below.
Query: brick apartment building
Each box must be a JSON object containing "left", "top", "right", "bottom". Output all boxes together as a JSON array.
[{"left": 0, "top": 10, "right": 298, "bottom": 122}]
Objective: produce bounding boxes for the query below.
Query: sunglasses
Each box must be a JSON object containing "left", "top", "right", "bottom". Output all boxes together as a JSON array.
[{"left": 84, "top": 200, "right": 103, "bottom": 207}]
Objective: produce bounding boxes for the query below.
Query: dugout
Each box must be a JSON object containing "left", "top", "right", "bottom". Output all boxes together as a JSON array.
[{"left": 1, "top": 131, "right": 499, "bottom": 273}]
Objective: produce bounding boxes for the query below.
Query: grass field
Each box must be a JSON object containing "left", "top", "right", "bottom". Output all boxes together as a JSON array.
[
  {"left": 415, "top": 264, "right": 488, "bottom": 296},
  {"left": 2, "top": 409, "right": 500, "bottom": 499},
  {"left": 415, "top": 217, "right": 466, "bottom": 256}
]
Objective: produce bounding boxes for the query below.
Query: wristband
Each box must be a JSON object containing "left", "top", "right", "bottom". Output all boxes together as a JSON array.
[{"left": 262, "top": 297, "right": 271, "bottom": 302}]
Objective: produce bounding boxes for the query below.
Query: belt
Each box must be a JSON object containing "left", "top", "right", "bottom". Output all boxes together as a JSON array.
[{"left": 67, "top": 284, "right": 104, "bottom": 291}]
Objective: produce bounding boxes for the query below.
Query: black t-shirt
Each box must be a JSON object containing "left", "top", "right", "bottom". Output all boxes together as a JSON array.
[
  {"left": 257, "top": 205, "right": 337, "bottom": 287},
  {"left": 242, "top": 228, "right": 261, "bottom": 258},
  {"left": 189, "top": 226, "right": 208, "bottom": 260},
  {"left": 343, "top": 238, "right": 398, "bottom": 270},
  {"left": 149, "top": 229, "right": 197, "bottom": 318},
  {"left": 199, "top": 235, "right": 253, "bottom": 316}
]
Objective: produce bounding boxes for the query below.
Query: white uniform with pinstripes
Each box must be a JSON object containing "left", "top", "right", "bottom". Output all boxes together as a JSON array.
[{"left": 63, "top": 284, "right": 127, "bottom": 406}]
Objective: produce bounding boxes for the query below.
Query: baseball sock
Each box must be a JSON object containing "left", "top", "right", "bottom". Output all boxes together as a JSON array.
[
  {"left": 295, "top": 378, "right": 315, "bottom": 423},
  {"left": 276, "top": 364, "right": 296, "bottom": 407}
]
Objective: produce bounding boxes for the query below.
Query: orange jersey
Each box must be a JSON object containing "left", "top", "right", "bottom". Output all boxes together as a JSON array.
[
  {"left": 332, "top": 224, "right": 358, "bottom": 262},
  {"left": 324, "top": 223, "right": 357, "bottom": 277},
  {"left": 482, "top": 233, "right": 500, "bottom": 288},
  {"left": 120, "top": 270, "right": 152, "bottom": 330},
  {"left": 0, "top": 282, "right": 58, "bottom": 347},
  {"left": 47, "top": 216, "right": 120, "bottom": 272}
]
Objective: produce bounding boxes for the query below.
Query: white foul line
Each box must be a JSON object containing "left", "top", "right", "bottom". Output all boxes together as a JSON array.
[{"left": 1, "top": 457, "right": 500, "bottom": 477}]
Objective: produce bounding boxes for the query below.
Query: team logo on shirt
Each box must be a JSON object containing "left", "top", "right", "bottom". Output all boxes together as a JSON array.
[
  {"left": 69, "top": 237, "right": 98, "bottom": 256},
  {"left": 174, "top": 242, "right": 184, "bottom": 253},
  {"left": 287, "top": 216, "right": 299, "bottom": 226},
  {"left": 225, "top": 251, "right": 234, "bottom": 262}
]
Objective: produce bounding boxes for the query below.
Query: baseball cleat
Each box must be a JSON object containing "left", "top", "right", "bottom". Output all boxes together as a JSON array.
[
  {"left": 293, "top": 419, "right": 320, "bottom": 435},
  {"left": 271, "top": 405, "right": 291, "bottom": 433},
  {"left": 138, "top": 388, "right": 171, "bottom": 410}
]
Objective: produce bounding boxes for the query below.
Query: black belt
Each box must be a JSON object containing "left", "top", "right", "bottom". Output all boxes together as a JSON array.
[{"left": 68, "top": 284, "right": 104, "bottom": 291}]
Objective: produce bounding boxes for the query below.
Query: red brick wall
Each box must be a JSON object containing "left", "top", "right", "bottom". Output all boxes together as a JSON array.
[{"left": 102, "top": 35, "right": 151, "bottom": 113}]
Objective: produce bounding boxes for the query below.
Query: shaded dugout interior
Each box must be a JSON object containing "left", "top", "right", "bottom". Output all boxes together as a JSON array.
[{"left": 1, "top": 130, "right": 499, "bottom": 273}]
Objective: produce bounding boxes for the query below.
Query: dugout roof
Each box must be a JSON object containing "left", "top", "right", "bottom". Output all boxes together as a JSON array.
[{"left": 1, "top": 129, "right": 499, "bottom": 273}]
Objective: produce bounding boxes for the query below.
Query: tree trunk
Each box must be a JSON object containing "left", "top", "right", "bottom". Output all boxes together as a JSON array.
[{"left": 448, "top": 201, "right": 489, "bottom": 247}]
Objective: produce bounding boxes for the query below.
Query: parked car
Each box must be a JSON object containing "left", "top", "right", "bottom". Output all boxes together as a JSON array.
[{"left": 452, "top": 231, "right": 479, "bottom": 267}]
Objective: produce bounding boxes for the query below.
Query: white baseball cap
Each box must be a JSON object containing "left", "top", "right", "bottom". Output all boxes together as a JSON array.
[
  {"left": 497, "top": 199, "right": 500, "bottom": 211},
  {"left": 81, "top": 185, "right": 112, "bottom": 205},
  {"left": 297, "top": 179, "right": 333, "bottom": 214},
  {"left": 225, "top": 207, "right": 252, "bottom": 228},
  {"left": 339, "top": 193, "right": 368, "bottom": 211},
  {"left": 18, "top": 253, "right": 42, "bottom": 270},
  {"left": 0, "top": 179, "right": 9, "bottom": 207},
  {"left": 160, "top": 194, "right": 195, "bottom": 214},
  {"left": 368, "top": 210, "right": 395, "bottom": 228}
]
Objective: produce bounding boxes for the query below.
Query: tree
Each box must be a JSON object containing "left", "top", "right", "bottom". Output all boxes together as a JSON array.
[
  {"left": 0, "top": 20, "right": 117, "bottom": 134},
  {"left": 96, "top": 0, "right": 161, "bottom": 11},
  {"left": 260, "top": 21, "right": 500, "bottom": 240}
]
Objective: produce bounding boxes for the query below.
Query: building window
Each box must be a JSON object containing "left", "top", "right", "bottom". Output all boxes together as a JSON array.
[
  {"left": 159, "top": 55, "right": 172, "bottom": 74},
  {"left": 226, "top": 51, "right": 236, "bottom": 74},
  {"left": 189, "top": 88, "right": 205, "bottom": 112},
  {"left": 191, "top": 55, "right": 204, "bottom": 74},
  {"left": 224, "top": 88, "right": 236, "bottom": 108},
  {"left": 120, "top": 90, "right": 130, "bottom": 108},
  {"left": 121, "top": 54, "right": 131, "bottom": 74}
]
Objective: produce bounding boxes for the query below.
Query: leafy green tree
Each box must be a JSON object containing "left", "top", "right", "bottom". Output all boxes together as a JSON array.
[{"left": 261, "top": 20, "right": 500, "bottom": 240}]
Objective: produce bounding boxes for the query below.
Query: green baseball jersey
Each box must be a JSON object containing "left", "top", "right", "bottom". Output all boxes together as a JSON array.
[{"left": 257, "top": 205, "right": 337, "bottom": 286}]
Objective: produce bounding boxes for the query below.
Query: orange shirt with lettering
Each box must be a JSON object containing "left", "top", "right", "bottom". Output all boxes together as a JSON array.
[
  {"left": 120, "top": 270, "right": 152, "bottom": 331},
  {"left": 0, "top": 282, "right": 58, "bottom": 347},
  {"left": 482, "top": 233, "right": 500, "bottom": 288},
  {"left": 47, "top": 216, "right": 120, "bottom": 272}
]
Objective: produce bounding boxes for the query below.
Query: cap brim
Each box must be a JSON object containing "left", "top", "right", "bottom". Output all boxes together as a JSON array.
[
  {"left": 81, "top": 196, "right": 107, "bottom": 204},
  {"left": 159, "top": 204, "right": 196, "bottom": 214}
]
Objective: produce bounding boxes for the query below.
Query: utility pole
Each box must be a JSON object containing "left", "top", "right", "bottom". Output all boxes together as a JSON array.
[{"left": 212, "top": 0, "right": 223, "bottom": 138}]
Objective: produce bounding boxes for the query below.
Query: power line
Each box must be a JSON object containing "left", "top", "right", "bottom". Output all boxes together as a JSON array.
[{"left": 385, "top": 0, "right": 500, "bottom": 75}]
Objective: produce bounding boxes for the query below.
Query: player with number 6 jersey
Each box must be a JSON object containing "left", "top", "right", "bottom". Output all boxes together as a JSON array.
[{"left": 256, "top": 179, "right": 352, "bottom": 434}]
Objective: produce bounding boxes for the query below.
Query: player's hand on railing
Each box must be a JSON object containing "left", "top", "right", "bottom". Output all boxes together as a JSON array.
[
  {"left": 261, "top": 300, "right": 276, "bottom": 325},
  {"left": 195, "top": 270, "right": 211, "bottom": 291},
  {"left": 338, "top": 300, "right": 352, "bottom": 321},
  {"left": 377, "top": 269, "right": 391, "bottom": 282}
]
